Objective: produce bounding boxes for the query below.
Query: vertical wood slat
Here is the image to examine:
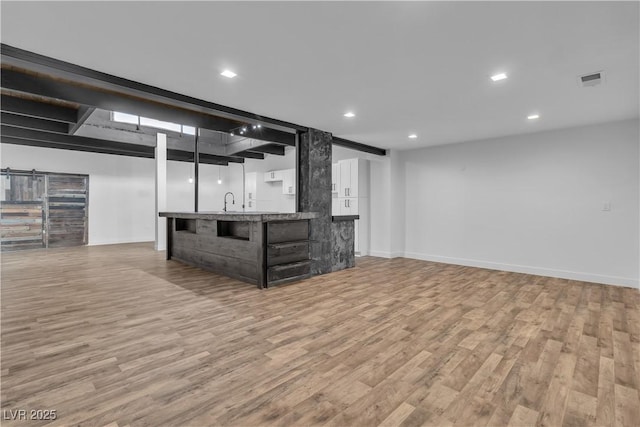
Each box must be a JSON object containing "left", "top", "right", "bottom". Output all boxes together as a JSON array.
[
  {"left": 47, "top": 175, "right": 89, "bottom": 248},
  {"left": 0, "top": 171, "right": 88, "bottom": 251},
  {"left": 0, "top": 173, "right": 46, "bottom": 251}
]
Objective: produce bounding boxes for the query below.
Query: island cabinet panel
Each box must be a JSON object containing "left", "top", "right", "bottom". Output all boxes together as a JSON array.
[
  {"left": 267, "top": 220, "right": 309, "bottom": 244},
  {"left": 160, "top": 212, "right": 317, "bottom": 289},
  {"left": 267, "top": 241, "right": 310, "bottom": 266},
  {"left": 267, "top": 260, "right": 311, "bottom": 284},
  {"left": 265, "top": 220, "right": 311, "bottom": 286},
  {"left": 171, "top": 223, "right": 263, "bottom": 285}
]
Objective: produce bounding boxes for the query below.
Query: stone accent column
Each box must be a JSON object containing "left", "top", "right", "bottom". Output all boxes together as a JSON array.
[{"left": 298, "top": 128, "right": 332, "bottom": 275}]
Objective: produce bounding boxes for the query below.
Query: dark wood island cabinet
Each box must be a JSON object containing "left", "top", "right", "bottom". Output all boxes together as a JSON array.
[{"left": 159, "top": 211, "right": 318, "bottom": 288}]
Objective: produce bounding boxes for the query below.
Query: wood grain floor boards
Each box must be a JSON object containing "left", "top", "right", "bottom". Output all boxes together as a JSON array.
[{"left": 1, "top": 243, "right": 639, "bottom": 426}]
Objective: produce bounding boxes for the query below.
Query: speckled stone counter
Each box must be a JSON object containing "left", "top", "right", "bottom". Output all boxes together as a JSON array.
[{"left": 159, "top": 211, "right": 318, "bottom": 222}]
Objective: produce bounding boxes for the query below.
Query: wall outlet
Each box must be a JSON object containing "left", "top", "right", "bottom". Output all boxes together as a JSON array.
[{"left": 602, "top": 201, "right": 611, "bottom": 211}]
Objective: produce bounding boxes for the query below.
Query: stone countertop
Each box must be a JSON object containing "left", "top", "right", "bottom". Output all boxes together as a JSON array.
[
  {"left": 159, "top": 211, "right": 319, "bottom": 222},
  {"left": 332, "top": 215, "right": 360, "bottom": 222}
]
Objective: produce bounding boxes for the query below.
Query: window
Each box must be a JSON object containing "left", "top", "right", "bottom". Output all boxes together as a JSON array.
[
  {"left": 139, "top": 117, "right": 182, "bottom": 133},
  {"left": 112, "top": 111, "right": 139, "bottom": 125},
  {"left": 112, "top": 111, "right": 195, "bottom": 135}
]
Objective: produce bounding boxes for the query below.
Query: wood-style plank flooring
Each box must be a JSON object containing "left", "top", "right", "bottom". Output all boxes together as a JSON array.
[{"left": 1, "top": 243, "right": 639, "bottom": 426}]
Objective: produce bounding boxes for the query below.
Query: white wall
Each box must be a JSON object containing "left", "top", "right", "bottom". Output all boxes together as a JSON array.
[
  {"left": 1, "top": 144, "right": 156, "bottom": 245},
  {"left": 0, "top": 143, "right": 298, "bottom": 246},
  {"left": 244, "top": 147, "right": 297, "bottom": 212},
  {"left": 401, "top": 119, "right": 639, "bottom": 288},
  {"left": 333, "top": 146, "right": 392, "bottom": 257}
]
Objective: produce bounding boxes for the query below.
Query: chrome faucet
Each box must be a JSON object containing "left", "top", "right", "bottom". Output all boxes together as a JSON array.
[{"left": 223, "top": 192, "right": 235, "bottom": 212}]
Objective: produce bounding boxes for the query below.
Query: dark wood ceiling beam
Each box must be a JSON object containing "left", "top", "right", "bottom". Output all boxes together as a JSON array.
[
  {"left": 1, "top": 135, "right": 155, "bottom": 158},
  {"left": 2, "top": 43, "right": 307, "bottom": 133},
  {"left": 1, "top": 126, "right": 244, "bottom": 165},
  {"left": 246, "top": 144, "right": 286, "bottom": 156},
  {"left": 1, "top": 112, "right": 70, "bottom": 134},
  {"left": 68, "top": 106, "right": 96, "bottom": 135},
  {"left": 1, "top": 94, "right": 78, "bottom": 123},
  {"left": 332, "top": 136, "right": 386, "bottom": 156},
  {"left": 1, "top": 68, "right": 296, "bottom": 147},
  {"left": 233, "top": 151, "right": 265, "bottom": 160}
]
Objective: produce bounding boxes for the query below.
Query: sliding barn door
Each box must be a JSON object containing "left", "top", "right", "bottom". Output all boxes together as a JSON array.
[
  {"left": 46, "top": 175, "right": 89, "bottom": 248},
  {"left": 0, "top": 172, "right": 46, "bottom": 251}
]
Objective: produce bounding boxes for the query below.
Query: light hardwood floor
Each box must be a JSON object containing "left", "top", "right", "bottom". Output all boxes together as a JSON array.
[{"left": 1, "top": 243, "right": 639, "bottom": 427}]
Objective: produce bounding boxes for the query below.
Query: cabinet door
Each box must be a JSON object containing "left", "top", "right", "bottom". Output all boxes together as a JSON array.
[
  {"left": 339, "top": 197, "right": 358, "bottom": 215},
  {"left": 339, "top": 160, "right": 350, "bottom": 197},
  {"left": 264, "top": 170, "right": 284, "bottom": 182},
  {"left": 245, "top": 172, "right": 257, "bottom": 200},
  {"left": 246, "top": 199, "right": 257, "bottom": 212},
  {"left": 282, "top": 169, "right": 295, "bottom": 195},
  {"left": 349, "top": 159, "right": 359, "bottom": 198},
  {"left": 331, "top": 163, "right": 339, "bottom": 193},
  {"left": 332, "top": 197, "right": 339, "bottom": 215}
]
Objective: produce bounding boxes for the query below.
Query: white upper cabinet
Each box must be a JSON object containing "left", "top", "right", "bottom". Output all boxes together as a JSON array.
[
  {"left": 337, "top": 158, "right": 368, "bottom": 199},
  {"left": 338, "top": 160, "right": 351, "bottom": 197},
  {"left": 245, "top": 172, "right": 257, "bottom": 201},
  {"left": 282, "top": 169, "right": 296, "bottom": 195},
  {"left": 338, "top": 197, "right": 358, "bottom": 215},
  {"left": 331, "top": 163, "right": 339, "bottom": 193},
  {"left": 264, "top": 170, "right": 283, "bottom": 182}
]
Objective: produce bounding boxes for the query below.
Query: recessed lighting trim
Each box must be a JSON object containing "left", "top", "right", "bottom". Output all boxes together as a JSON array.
[
  {"left": 343, "top": 112, "right": 355, "bottom": 118},
  {"left": 408, "top": 134, "right": 418, "bottom": 139},
  {"left": 221, "top": 69, "right": 237, "bottom": 78},
  {"left": 491, "top": 73, "right": 508, "bottom": 82},
  {"left": 527, "top": 114, "right": 540, "bottom": 120}
]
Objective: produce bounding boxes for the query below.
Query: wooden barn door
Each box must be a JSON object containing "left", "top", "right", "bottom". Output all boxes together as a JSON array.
[
  {"left": 46, "top": 174, "right": 89, "bottom": 248},
  {"left": 1, "top": 170, "right": 89, "bottom": 251},
  {"left": 0, "top": 171, "right": 46, "bottom": 251}
]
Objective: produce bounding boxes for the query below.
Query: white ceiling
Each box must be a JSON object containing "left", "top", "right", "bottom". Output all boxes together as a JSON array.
[{"left": 1, "top": 1, "right": 638, "bottom": 150}]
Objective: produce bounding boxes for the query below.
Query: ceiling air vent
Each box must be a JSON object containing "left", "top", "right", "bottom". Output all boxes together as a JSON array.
[{"left": 578, "top": 71, "right": 604, "bottom": 87}]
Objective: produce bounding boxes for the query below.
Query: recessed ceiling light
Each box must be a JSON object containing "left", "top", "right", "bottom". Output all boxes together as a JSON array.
[
  {"left": 491, "top": 73, "right": 508, "bottom": 82},
  {"left": 408, "top": 134, "right": 418, "bottom": 139},
  {"left": 220, "top": 70, "right": 237, "bottom": 78},
  {"left": 527, "top": 114, "right": 540, "bottom": 120},
  {"left": 343, "top": 112, "right": 355, "bottom": 118}
]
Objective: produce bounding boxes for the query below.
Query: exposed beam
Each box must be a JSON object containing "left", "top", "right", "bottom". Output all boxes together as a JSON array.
[
  {"left": 1, "top": 135, "right": 155, "bottom": 158},
  {"left": 225, "top": 137, "right": 276, "bottom": 156},
  {"left": 2, "top": 43, "right": 307, "bottom": 133},
  {"left": 1, "top": 135, "right": 236, "bottom": 166},
  {"left": 332, "top": 136, "right": 386, "bottom": 156},
  {"left": 1, "top": 67, "right": 296, "bottom": 147},
  {"left": 68, "top": 106, "right": 96, "bottom": 135},
  {"left": 2, "top": 44, "right": 387, "bottom": 157},
  {"left": 1, "top": 126, "right": 244, "bottom": 165},
  {"left": 1, "top": 112, "right": 69, "bottom": 134},
  {"left": 246, "top": 144, "right": 286, "bottom": 156},
  {"left": 1, "top": 94, "right": 78, "bottom": 123},
  {"left": 234, "top": 151, "right": 265, "bottom": 160}
]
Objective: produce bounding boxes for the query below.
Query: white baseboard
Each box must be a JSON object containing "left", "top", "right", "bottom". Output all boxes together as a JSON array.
[
  {"left": 402, "top": 252, "right": 639, "bottom": 289},
  {"left": 368, "top": 251, "right": 392, "bottom": 258},
  {"left": 88, "top": 238, "right": 154, "bottom": 246}
]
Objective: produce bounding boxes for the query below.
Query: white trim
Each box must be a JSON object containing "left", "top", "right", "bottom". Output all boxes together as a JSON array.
[
  {"left": 368, "top": 250, "right": 392, "bottom": 258},
  {"left": 402, "top": 252, "right": 639, "bottom": 289},
  {"left": 89, "top": 238, "right": 153, "bottom": 246}
]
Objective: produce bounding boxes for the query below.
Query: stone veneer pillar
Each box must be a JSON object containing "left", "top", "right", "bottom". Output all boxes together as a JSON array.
[{"left": 298, "top": 128, "right": 333, "bottom": 275}]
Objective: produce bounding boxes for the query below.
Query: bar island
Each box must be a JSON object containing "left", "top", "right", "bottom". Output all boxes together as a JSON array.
[{"left": 159, "top": 211, "right": 319, "bottom": 288}]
